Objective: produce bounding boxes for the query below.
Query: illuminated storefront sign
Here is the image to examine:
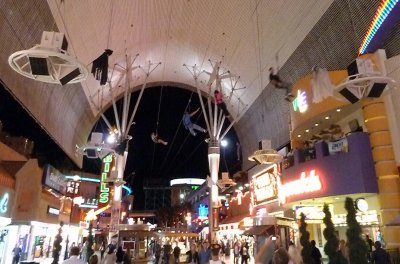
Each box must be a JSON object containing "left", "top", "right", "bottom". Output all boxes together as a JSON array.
[
  {"left": 65, "top": 175, "right": 132, "bottom": 194},
  {"left": 292, "top": 90, "right": 308, "bottom": 113},
  {"left": 295, "top": 205, "right": 332, "bottom": 221},
  {"left": 79, "top": 198, "right": 99, "bottom": 209},
  {"left": 198, "top": 204, "right": 208, "bottom": 219},
  {"left": 66, "top": 181, "right": 80, "bottom": 196},
  {"left": 278, "top": 170, "right": 322, "bottom": 203},
  {"left": 47, "top": 206, "right": 60, "bottom": 216},
  {"left": 0, "top": 193, "right": 9, "bottom": 214},
  {"left": 99, "top": 154, "right": 114, "bottom": 206},
  {"left": 251, "top": 172, "right": 277, "bottom": 205},
  {"left": 42, "top": 165, "right": 66, "bottom": 194}
]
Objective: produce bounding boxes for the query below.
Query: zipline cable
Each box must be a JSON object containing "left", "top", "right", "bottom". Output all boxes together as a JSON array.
[
  {"left": 157, "top": 91, "right": 195, "bottom": 175},
  {"left": 150, "top": 86, "right": 164, "bottom": 172},
  {"left": 164, "top": 96, "right": 208, "bottom": 175}
]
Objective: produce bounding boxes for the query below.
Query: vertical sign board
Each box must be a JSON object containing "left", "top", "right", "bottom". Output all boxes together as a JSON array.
[
  {"left": 212, "top": 207, "right": 219, "bottom": 231},
  {"left": 99, "top": 154, "right": 115, "bottom": 209}
]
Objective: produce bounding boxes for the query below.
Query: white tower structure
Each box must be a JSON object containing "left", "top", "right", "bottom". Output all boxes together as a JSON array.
[{"left": 184, "top": 60, "right": 247, "bottom": 242}]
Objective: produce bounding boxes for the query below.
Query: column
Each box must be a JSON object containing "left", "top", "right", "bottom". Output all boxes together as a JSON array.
[
  {"left": 363, "top": 98, "right": 400, "bottom": 248},
  {"left": 208, "top": 139, "right": 220, "bottom": 243}
]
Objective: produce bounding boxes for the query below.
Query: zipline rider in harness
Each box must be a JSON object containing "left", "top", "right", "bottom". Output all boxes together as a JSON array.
[
  {"left": 214, "top": 90, "right": 230, "bottom": 117},
  {"left": 183, "top": 108, "right": 207, "bottom": 136}
]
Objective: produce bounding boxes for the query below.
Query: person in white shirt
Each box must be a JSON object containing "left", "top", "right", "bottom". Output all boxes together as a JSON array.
[
  {"left": 62, "top": 247, "right": 86, "bottom": 264},
  {"left": 209, "top": 244, "right": 224, "bottom": 264}
]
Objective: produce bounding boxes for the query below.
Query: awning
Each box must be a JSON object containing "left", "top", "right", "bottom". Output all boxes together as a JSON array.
[
  {"left": 242, "top": 225, "right": 274, "bottom": 236},
  {"left": 156, "top": 231, "right": 199, "bottom": 238}
]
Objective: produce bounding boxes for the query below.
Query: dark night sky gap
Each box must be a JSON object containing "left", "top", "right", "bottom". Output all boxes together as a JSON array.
[{"left": 0, "top": 82, "right": 241, "bottom": 209}]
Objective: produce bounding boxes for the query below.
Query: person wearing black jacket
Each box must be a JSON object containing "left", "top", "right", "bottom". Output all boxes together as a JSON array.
[
  {"left": 372, "top": 241, "right": 390, "bottom": 264},
  {"left": 116, "top": 246, "right": 125, "bottom": 264}
]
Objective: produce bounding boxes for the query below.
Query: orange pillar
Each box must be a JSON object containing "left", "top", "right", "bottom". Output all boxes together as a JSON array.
[{"left": 363, "top": 98, "right": 400, "bottom": 248}]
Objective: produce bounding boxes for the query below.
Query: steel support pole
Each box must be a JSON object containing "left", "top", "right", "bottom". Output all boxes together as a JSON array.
[
  {"left": 208, "top": 139, "right": 220, "bottom": 243},
  {"left": 108, "top": 153, "right": 126, "bottom": 241}
]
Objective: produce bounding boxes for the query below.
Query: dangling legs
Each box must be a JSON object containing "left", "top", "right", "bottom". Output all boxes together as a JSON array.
[
  {"left": 192, "top": 124, "right": 207, "bottom": 133},
  {"left": 188, "top": 126, "right": 197, "bottom": 136},
  {"left": 157, "top": 139, "right": 168, "bottom": 146},
  {"left": 218, "top": 103, "right": 230, "bottom": 117}
]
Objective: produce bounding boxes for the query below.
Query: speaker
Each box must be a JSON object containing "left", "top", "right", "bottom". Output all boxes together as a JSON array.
[
  {"left": 347, "top": 60, "right": 359, "bottom": 80},
  {"left": 339, "top": 87, "right": 359, "bottom": 104},
  {"left": 367, "top": 82, "right": 386, "bottom": 98},
  {"left": 60, "top": 68, "right": 80, "bottom": 85},
  {"left": 29, "top": 57, "right": 49, "bottom": 75},
  {"left": 85, "top": 149, "right": 97, "bottom": 158}
]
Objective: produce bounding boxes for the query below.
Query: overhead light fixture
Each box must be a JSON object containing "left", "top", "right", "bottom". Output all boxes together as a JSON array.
[
  {"left": 336, "top": 108, "right": 341, "bottom": 112},
  {"left": 297, "top": 135, "right": 301, "bottom": 138},
  {"left": 325, "top": 116, "right": 330, "bottom": 120},
  {"left": 305, "top": 129, "right": 310, "bottom": 133},
  {"left": 221, "top": 139, "right": 228, "bottom": 147},
  {"left": 248, "top": 139, "right": 283, "bottom": 164},
  {"left": 8, "top": 31, "right": 87, "bottom": 85},
  {"left": 107, "top": 134, "right": 116, "bottom": 144},
  {"left": 315, "top": 123, "right": 319, "bottom": 127}
]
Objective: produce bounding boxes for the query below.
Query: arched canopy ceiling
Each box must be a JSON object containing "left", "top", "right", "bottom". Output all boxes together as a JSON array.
[
  {"left": 47, "top": 0, "right": 333, "bottom": 118},
  {"left": 1, "top": 0, "right": 335, "bottom": 166}
]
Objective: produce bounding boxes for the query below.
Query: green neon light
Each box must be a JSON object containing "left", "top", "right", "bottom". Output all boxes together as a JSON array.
[{"left": 64, "top": 175, "right": 132, "bottom": 195}]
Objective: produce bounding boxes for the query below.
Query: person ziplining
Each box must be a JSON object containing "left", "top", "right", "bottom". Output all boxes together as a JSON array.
[
  {"left": 269, "top": 67, "right": 294, "bottom": 101},
  {"left": 150, "top": 87, "right": 168, "bottom": 146},
  {"left": 183, "top": 108, "right": 207, "bottom": 136},
  {"left": 214, "top": 90, "right": 230, "bottom": 117},
  {"left": 151, "top": 132, "right": 168, "bottom": 146}
]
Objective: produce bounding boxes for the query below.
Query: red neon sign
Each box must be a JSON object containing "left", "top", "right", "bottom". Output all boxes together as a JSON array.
[{"left": 278, "top": 170, "right": 322, "bottom": 203}]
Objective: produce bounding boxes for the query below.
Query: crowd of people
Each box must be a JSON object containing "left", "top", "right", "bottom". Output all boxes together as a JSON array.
[
  {"left": 57, "top": 233, "right": 392, "bottom": 264},
  {"left": 62, "top": 242, "right": 132, "bottom": 264}
]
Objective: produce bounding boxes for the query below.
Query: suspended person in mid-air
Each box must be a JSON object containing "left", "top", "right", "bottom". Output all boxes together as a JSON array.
[
  {"left": 151, "top": 132, "right": 168, "bottom": 146},
  {"left": 269, "top": 67, "right": 294, "bottom": 101},
  {"left": 183, "top": 108, "right": 207, "bottom": 136},
  {"left": 214, "top": 90, "right": 230, "bottom": 117}
]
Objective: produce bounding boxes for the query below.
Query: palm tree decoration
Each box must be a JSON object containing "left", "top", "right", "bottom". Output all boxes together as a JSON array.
[
  {"left": 345, "top": 197, "right": 368, "bottom": 264},
  {"left": 323, "top": 204, "right": 348, "bottom": 264},
  {"left": 299, "top": 213, "right": 313, "bottom": 263}
]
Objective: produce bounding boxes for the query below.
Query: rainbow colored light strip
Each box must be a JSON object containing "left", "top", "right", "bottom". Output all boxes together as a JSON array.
[{"left": 358, "top": 0, "right": 399, "bottom": 55}]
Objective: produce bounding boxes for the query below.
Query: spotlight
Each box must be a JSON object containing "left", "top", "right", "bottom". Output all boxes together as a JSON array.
[
  {"left": 221, "top": 140, "right": 228, "bottom": 147},
  {"left": 107, "top": 134, "right": 116, "bottom": 144}
]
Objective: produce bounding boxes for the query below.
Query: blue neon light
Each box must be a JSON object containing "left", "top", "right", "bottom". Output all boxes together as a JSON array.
[
  {"left": 65, "top": 176, "right": 132, "bottom": 194},
  {"left": 0, "top": 193, "right": 9, "bottom": 214}
]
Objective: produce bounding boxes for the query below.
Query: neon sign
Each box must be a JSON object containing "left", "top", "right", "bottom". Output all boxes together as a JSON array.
[
  {"left": 292, "top": 90, "right": 308, "bottom": 113},
  {"left": 0, "top": 193, "right": 9, "bottom": 214},
  {"left": 198, "top": 204, "right": 208, "bottom": 219},
  {"left": 358, "top": 0, "right": 399, "bottom": 55},
  {"left": 252, "top": 172, "right": 277, "bottom": 204},
  {"left": 64, "top": 175, "right": 132, "bottom": 194},
  {"left": 278, "top": 170, "right": 322, "bottom": 203},
  {"left": 99, "top": 154, "right": 114, "bottom": 205}
]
